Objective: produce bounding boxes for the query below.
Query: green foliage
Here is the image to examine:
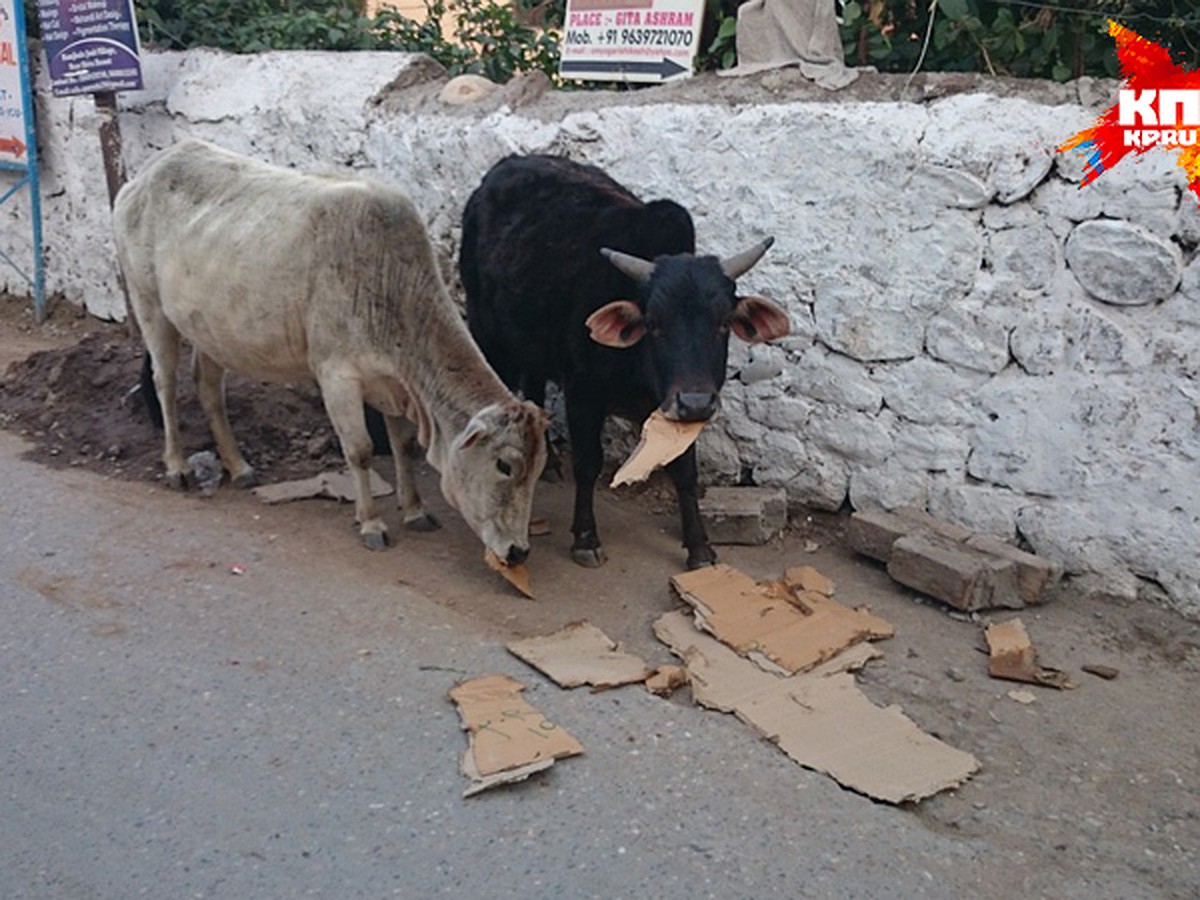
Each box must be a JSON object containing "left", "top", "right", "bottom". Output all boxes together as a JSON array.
[
  {"left": 836, "top": 0, "right": 1199, "bottom": 82},
  {"left": 699, "top": 0, "right": 740, "bottom": 72},
  {"left": 126, "top": 0, "right": 560, "bottom": 83}
]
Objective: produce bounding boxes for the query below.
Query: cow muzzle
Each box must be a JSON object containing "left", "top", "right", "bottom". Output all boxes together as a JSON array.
[
  {"left": 506, "top": 544, "right": 530, "bottom": 566},
  {"left": 665, "top": 391, "right": 720, "bottom": 422}
]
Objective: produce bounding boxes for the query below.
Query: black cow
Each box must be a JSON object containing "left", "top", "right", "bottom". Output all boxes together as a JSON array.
[{"left": 460, "top": 154, "right": 790, "bottom": 570}]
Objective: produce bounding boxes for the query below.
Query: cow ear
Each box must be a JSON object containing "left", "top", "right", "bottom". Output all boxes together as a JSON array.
[
  {"left": 456, "top": 408, "right": 500, "bottom": 450},
  {"left": 586, "top": 301, "right": 647, "bottom": 348},
  {"left": 731, "top": 295, "right": 790, "bottom": 343}
]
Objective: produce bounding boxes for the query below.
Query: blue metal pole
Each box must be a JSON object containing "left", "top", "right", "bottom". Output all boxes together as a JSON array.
[{"left": 14, "top": 0, "right": 45, "bottom": 321}]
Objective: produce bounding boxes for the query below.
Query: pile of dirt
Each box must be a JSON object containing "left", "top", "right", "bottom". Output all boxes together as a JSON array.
[{"left": 0, "top": 325, "right": 346, "bottom": 486}]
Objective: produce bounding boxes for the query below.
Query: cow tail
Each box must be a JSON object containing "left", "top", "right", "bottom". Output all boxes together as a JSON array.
[{"left": 140, "top": 351, "right": 164, "bottom": 430}]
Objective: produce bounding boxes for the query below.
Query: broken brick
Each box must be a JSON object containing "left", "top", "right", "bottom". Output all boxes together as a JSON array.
[
  {"left": 888, "top": 532, "right": 1024, "bottom": 611},
  {"left": 699, "top": 486, "right": 787, "bottom": 545}
]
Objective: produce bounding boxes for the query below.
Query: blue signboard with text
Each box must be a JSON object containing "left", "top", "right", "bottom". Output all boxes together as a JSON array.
[{"left": 37, "top": 0, "right": 143, "bottom": 96}]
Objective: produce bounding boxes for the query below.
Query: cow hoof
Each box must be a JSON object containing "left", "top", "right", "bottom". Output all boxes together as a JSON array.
[
  {"left": 362, "top": 530, "right": 391, "bottom": 551},
  {"left": 164, "top": 471, "right": 189, "bottom": 490},
  {"left": 231, "top": 470, "right": 259, "bottom": 489},
  {"left": 404, "top": 513, "right": 441, "bottom": 532},
  {"left": 571, "top": 546, "right": 607, "bottom": 568},
  {"left": 685, "top": 549, "right": 718, "bottom": 570}
]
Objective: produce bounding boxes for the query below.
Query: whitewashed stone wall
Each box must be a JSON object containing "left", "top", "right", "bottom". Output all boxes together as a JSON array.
[{"left": 5, "top": 49, "right": 1197, "bottom": 619}]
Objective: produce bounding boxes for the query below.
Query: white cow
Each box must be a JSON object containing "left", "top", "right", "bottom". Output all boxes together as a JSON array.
[{"left": 113, "top": 139, "right": 547, "bottom": 565}]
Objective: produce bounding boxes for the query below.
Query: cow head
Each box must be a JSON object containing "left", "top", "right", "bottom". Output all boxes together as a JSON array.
[
  {"left": 587, "top": 237, "right": 790, "bottom": 422},
  {"left": 441, "top": 399, "right": 548, "bottom": 565}
]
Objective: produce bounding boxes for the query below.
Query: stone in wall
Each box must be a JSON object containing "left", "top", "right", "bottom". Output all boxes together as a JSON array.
[
  {"left": 907, "top": 165, "right": 993, "bottom": 219},
  {"left": 924, "top": 287, "right": 1013, "bottom": 374},
  {"left": 849, "top": 463, "right": 930, "bottom": 512},
  {"left": 1064, "top": 219, "right": 1183, "bottom": 305},
  {"left": 983, "top": 208, "right": 1060, "bottom": 291},
  {"left": 871, "top": 357, "right": 990, "bottom": 426},
  {"left": 789, "top": 344, "right": 883, "bottom": 412},
  {"left": 927, "top": 480, "right": 1028, "bottom": 541},
  {"left": 892, "top": 421, "right": 970, "bottom": 474},
  {"left": 808, "top": 406, "right": 894, "bottom": 468},
  {"left": 814, "top": 276, "right": 922, "bottom": 362}
]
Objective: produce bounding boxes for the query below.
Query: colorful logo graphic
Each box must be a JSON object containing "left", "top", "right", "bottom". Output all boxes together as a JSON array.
[{"left": 1059, "top": 21, "right": 1200, "bottom": 201}]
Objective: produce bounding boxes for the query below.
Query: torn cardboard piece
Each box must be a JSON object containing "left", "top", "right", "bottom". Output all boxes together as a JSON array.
[
  {"left": 670, "top": 563, "right": 893, "bottom": 676},
  {"left": 485, "top": 549, "right": 534, "bottom": 598},
  {"left": 644, "top": 664, "right": 688, "bottom": 697},
  {"left": 985, "top": 618, "right": 1075, "bottom": 689},
  {"left": 610, "top": 410, "right": 704, "bottom": 487},
  {"left": 251, "top": 469, "right": 393, "bottom": 504},
  {"left": 507, "top": 622, "right": 651, "bottom": 690},
  {"left": 448, "top": 674, "right": 584, "bottom": 797},
  {"left": 654, "top": 611, "right": 977, "bottom": 804}
]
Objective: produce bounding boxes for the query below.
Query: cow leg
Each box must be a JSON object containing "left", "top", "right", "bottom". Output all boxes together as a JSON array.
[
  {"left": 520, "top": 372, "right": 563, "bottom": 483},
  {"left": 141, "top": 319, "right": 189, "bottom": 489},
  {"left": 665, "top": 445, "right": 717, "bottom": 569},
  {"left": 564, "top": 389, "right": 607, "bottom": 567},
  {"left": 193, "top": 352, "right": 257, "bottom": 488},
  {"left": 316, "top": 367, "right": 389, "bottom": 551},
  {"left": 384, "top": 414, "right": 440, "bottom": 532}
]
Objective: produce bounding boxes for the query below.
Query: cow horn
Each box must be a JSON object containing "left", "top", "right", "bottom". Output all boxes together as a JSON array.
[
  {"left": 600, "top": 247, "right": 656, "bottom": 284},
  {"left": 720, "top": 237, "right": 775, "bottom": 280}
]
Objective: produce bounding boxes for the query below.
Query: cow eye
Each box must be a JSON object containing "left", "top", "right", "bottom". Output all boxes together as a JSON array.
[{"left": 496, "top": 459, "right": 513, "bottom": 477}]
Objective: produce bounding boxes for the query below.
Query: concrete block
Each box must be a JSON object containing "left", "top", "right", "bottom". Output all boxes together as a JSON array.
[
  {"left": 846, "top": 507, "right": 913, "bottom": 562},
  {"left": 887, "top": 533, "right": 1024, "bottom": 611},
  {"left": 847, "top": 505, "right": 973, "bottom": 562},
  {"left": 699, "top": 486, "right": 788, "bottom": 545},
  {"left": 966, "top": 534, "right": 1061, "bottom": 604}
]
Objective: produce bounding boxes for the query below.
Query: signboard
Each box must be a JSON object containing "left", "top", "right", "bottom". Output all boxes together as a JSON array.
[
  {"left": 0, "top": 0, "right": 28, "bottom": 166},
  {"left": 0, "top": 0, "right": 44, "bottom": 319},
  {"left": 36, "top": 0, "right": 143, "bottom": 96},
  {"left": 560, "top": 0, "right": 704, "bottom": 84}
]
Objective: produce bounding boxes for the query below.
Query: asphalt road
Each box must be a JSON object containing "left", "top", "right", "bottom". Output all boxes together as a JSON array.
[{"left": 0, "top": 427, "right": 1003, "bottom": 900}]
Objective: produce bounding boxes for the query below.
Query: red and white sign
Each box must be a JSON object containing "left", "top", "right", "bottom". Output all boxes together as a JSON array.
[
  {"left": 559, "top": 0, "right": 704, "bottom": 84},
  {"left": 0, "top": 0, "right": 28, "bottom": 164}
]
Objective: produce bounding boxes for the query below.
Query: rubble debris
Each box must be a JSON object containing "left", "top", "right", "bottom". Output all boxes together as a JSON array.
[
  {"left": 448, "top": 674, "right": 583, "bottom": 797},
  {"left": 848, "top": 506, "right": 1061, "bottom": 610},
  {"left": 484, "top": 549, "right": 534, "bottom": 598},
  {"left": 985, "top": 618, "right": 1075, "bottom": 689},
  {"left": 251, "top": 469, "right": 393, "bottom": 504},
  {"left": 654, "top": 611, "right": 977, "bottom": 804},
  {"left": 187, "top": 450, "right": 223, "bottom": 496},
  {"left": 1082, "top": 663, "right": 1120, "bottom": 680},
  {"left": 507, "top": 622, "right": 651, "bottom": 689},
  {"left": 670, "top": 563, "right": 892, "bottom": 676},
  {"left": 610, "top": 410, "right": 704, "bottom": 487},
  {"left": 698, "top": 486, "right": 788, "bottom": 545}
]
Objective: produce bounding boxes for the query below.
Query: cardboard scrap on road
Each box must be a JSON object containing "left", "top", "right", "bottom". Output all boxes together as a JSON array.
[
  {"left": 644, "top": 664, "right": 688, "bottom": 697},
  {"left": 448, "top": 674, "right": 584, "bottom": 797},
  {"left": 485, "top": 549, "right": 534, "bottom": 599},
  {"left": 251, "top": 469, "right": 393, "bottom": 504},
  {"left": 610, "top": 410, "right": 704, "bottom": 487},
  {"left": 670, "top": 563, "right": 893, "bottom": 676},
  {"left": 654, "top": 611, "right": 979, "bottom": 804},
  {"left": 985, "top": 618, "right": 1075, "bottom": 689},
  {"left": 507, "top": 621, "right": 652, "bottom": 690}
]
